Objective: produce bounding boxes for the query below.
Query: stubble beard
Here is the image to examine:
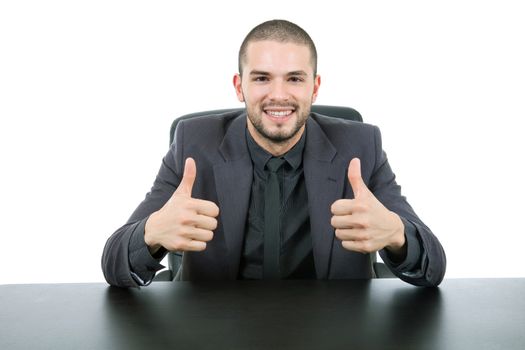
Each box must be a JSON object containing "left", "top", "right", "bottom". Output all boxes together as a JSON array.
[{"left": 246, "top": 103, "right": 311, "bottom": 145}]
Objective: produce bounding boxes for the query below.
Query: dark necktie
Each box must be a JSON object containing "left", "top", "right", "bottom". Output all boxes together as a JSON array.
[{"left": 263, "top": 157, "right": 286, "bottom": 280}]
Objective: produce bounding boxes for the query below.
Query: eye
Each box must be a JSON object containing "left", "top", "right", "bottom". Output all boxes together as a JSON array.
[
  {"left": 289, "top": 76, "right": 304, "bottom": 83},
  {"left": 253, "top": 76, "right": 269, "bottom": 82}
]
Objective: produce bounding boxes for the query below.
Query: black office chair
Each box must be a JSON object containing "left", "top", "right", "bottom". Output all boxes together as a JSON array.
[{"left": 155, "top": 105, "right": 394, "bottom": 281}]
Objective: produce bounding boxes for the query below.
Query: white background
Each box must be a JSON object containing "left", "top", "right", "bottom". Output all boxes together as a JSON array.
[{"left": 1, "top": 1, "right": 523, "bottom": 284}]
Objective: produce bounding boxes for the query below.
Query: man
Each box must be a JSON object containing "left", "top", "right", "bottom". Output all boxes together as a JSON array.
[{"left": 102, "top": 20, "right": 446, "bottom": 288}]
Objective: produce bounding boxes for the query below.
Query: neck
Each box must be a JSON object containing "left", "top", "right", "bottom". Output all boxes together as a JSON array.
[{"left": 247, "top": 123, "right": 305, "bottom": 157}]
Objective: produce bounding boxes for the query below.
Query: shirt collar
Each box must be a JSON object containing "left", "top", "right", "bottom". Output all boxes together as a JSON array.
[{"left": 245, "top": 128, "right": 306, "bottom": 172}]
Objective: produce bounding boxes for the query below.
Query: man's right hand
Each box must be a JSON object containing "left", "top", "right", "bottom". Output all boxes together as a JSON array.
[{"left": 144, "top": 157, "right": 220, "bottom": 255}]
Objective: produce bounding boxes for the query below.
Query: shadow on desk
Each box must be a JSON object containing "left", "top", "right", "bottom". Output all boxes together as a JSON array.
[{"left": 103, "top": 281, "right": 443, "bottom": 350}]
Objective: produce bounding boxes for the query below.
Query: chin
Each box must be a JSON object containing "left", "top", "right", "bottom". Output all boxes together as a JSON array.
[{"left": 264, "top": 127, "right": 303, "bottom": 144}]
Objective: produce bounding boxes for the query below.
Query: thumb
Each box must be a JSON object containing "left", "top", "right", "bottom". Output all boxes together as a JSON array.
[
  {"left": 175, "top": 157, "right": 196, "bottom": 197},
  {"left": 347, "top": 158, "right": 367, "bottom": 198}
]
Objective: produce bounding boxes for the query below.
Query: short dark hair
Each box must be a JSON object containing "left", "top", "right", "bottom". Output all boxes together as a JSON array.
[{"left": 238, "top": 19, "right": 317, "bottom": 77}]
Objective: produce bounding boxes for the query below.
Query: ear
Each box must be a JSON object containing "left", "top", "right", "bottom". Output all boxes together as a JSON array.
[
  {"left": 233, "top": 74, "right": 244, "bottom": 102},
  {"left": 311, "top": 75, "right": 321, "bottom": 104}
]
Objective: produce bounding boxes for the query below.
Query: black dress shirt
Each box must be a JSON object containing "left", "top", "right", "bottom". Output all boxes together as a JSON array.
[{"left": 238, "top": 129, "right": 316, "bottom": 279}]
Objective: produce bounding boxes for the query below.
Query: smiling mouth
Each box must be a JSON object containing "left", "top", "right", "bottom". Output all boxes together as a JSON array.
[{"left": 263, "top": 106, "right": 296, "bottom": 119}]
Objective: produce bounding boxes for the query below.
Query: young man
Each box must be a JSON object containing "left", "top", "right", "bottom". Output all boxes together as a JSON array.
[{"left": 102, "top": 20, "right": 446, "bottom": 287}]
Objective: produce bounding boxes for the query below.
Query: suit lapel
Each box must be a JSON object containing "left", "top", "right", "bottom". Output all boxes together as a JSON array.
[
  {"left": 303, "top": 117, "right": 346, "bottom": 279},
  {"left": 213, "top": 114, "right": 253, "bottom": 278}
]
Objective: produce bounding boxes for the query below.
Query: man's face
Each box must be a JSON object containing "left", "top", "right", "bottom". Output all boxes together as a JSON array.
[{"left": 234, "top": 40, "right": 320, "bottom": 148}]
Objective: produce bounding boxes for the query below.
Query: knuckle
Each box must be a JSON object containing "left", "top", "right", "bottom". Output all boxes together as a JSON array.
[
  {"left": 177, "top": 226, "right": 193, "bottom": 239},
  {"left": 353, "top": 202, "right": 367, "bottom": 212},
  {"left": 179, "top": 215, "right": 195, "bottom": 226},
  {"left": 362, "top": 241, "right": 373, "bottom": 252},
  {"left": 170, "top": 237, "right": 185, "bottom": 251},
  {"left": 179, "top": 217, "right": 190, "bottom": 226},
  {"left": 357, "top": 231, "right": 369, "bottom": 241},
  {"left": 213, "top": 204, "right": 220, "bottom": 217},
  {"left": 181, "top": 240, "right": 193, "bottom": 251},
  {"left": 203, "top": 231, "right": 214, "bottom": 242},
  {"left": 331, "top": 200, "right": 347, "bottom": 213}
]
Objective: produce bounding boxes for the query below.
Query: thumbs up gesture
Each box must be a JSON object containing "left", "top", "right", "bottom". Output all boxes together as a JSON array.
[
  {"left": 330, "top": 158, "right": 406, "bottom": 256},
  {"left": 144, "top": 158, "right": 220, "bottom": 255}
]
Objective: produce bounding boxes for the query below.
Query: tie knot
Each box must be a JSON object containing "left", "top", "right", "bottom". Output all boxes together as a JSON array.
[{"left": 266, "top": 157, "right": 286, "bottom": 173}]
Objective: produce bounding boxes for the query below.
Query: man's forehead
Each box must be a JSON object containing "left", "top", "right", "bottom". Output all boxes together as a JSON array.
[{"left": 243, "top": 40, "right": 313, "bottom": 72}]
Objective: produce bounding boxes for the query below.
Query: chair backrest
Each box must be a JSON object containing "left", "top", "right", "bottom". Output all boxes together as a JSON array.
[
  {"left": 169, "top": 105, "right": 362, "bottom": 145},
  {"left": 156, "top": 105, "right": 394, "bottom": 281}
]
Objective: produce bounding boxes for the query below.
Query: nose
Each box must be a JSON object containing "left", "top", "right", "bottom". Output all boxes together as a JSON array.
[{"left": 268, "top": 79, "right": 289, "bottom": 102}]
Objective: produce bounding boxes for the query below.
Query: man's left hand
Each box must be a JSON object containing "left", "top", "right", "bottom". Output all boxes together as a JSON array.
[{"left": 331, "top": 158, "right": 406, "bottom": 257}]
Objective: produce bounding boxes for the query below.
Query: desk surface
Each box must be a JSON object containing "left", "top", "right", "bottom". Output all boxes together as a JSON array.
[{"left": 1, "top": 279, "right": 524, "bottom": 350}]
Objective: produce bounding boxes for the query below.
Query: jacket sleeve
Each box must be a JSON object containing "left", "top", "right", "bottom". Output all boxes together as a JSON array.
[
  {"left": 101, "top": 121, "right": 186, "bottom": 287},
  {"left": 369, "top": 125, "right": 446, "bottom": 287}
]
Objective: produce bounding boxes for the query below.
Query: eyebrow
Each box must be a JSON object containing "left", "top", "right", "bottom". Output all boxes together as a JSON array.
[
  {"left": 249, "top": 70, "right": 270, "bottom": 76},
  {"left": 248, "top": 70, "right": 308, "bottom": 76},
  {"left": 287, "top": 70, "right": 308, "bottom": 77}
]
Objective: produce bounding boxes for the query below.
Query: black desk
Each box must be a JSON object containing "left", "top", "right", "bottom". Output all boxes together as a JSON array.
[{"left": 1, "top": 279, "right": 524, "bottom": 349}]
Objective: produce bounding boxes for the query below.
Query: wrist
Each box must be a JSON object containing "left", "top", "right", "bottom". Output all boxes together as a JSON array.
[
  {"left": 386, "top": 213, "right": 406, "bottom": 252},
  {"left": 144, "top": 212, "right": 162, "bottom": 254}
]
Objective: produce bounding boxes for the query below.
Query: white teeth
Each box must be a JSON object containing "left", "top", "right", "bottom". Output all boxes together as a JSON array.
[{"left": 266, "top": 110, "right": 293, "bottom": 117}]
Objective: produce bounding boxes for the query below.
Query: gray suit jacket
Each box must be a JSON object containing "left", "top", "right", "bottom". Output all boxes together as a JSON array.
[{"left": 102, "top": 111, "right": 446, "bottom": 287}]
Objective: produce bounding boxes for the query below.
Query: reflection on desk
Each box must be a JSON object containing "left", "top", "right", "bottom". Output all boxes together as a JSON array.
[{"left": 1, "top": 279, "right": 524, "bottom": 350}]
